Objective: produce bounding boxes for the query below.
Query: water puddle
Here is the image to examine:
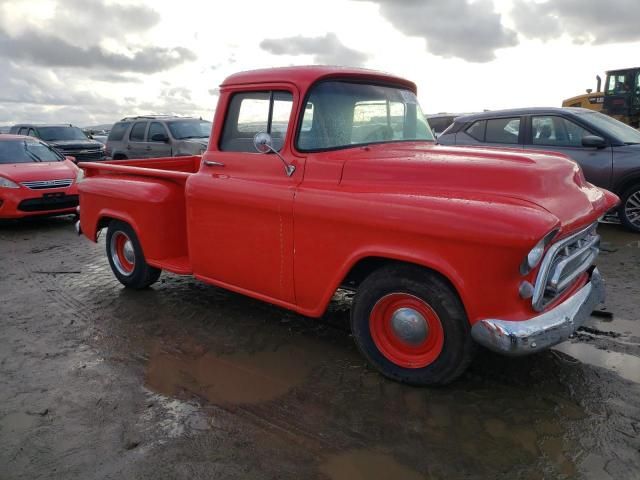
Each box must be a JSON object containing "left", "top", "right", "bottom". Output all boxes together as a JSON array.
[
  {"left": 145, "top": 342, "right": 315, "bottom": 405},
  {"left": 320, "top": 449, "right": 424, "bottom": 480},
  {"left": 553, "top": 342, "right": 640, "bottom": 383}
]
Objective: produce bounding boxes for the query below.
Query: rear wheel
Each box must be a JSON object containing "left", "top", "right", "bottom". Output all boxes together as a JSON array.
[
  {"left": 619, "top": 184, "right": 640, "bottom": 233},
  {"left": 350, "top": 264, "right": 475, "bottom": 385},
  {"left": 105, "top": 220, "right": 161, "bottom": 288}
]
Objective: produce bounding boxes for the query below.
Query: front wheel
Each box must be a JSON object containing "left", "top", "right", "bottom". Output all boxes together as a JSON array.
[
  {"left": 619, "top": 184, "right": 640, "bottom": 233},
  {"left": 105, "top": 220, "right": 161, "bottom": 289},
  {"left": 350, "top": 264, "right": 475, "bottom": 385}
]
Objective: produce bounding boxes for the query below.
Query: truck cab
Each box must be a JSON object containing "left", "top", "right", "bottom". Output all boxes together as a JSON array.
[
  {"left": 76, "top": 66, "right": 618, "bottom": 386},
  {"left": 604, "top": 67, "right": 640, "bottom": 127}
]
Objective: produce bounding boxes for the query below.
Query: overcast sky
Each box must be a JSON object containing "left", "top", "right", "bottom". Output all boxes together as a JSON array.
[{"left": 0, "top": 0, "right": 638, "bottom": 127}]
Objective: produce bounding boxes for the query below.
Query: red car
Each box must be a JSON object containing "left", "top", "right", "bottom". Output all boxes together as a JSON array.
[
  {"left": 0, "top": 135, "right": 80, "bottom": 219},
  {"left": 77, "top": 67, "right": 618, "bottom": 385}
]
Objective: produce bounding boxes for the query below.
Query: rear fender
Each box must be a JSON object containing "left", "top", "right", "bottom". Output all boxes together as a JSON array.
[{"left": 79, "top": 175, "right": 187, "bottom": 262}]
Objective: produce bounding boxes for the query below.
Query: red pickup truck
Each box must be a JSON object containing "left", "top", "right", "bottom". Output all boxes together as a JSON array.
[{"left": 77, "top": 66, "right": 618, "bottom": 385}]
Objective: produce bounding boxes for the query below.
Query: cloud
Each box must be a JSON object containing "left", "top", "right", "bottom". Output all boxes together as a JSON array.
[
  {"left": 354, "top": 0, "right": 517, "bottom": 63},
  {"left": 511, "top": 0, "right": 640, "bottom": 44},
  {"left": 260, "top": 33, "right": 369, "bottom": 66},
  {"left": 89, "top": 73, "right": 142, "bottom": 84},
  {"left": 0, "top": 28, "right": 196, "bottom": 74}
]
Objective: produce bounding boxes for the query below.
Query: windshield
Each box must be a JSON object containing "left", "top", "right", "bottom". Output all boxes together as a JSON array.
[
  {"left": 38, "top": 126, "right": 89, "bottom": 142},
  {"left": 579, "top": 111, "right": 640, "bottom": 144},
  {"left": 297, "top": 81, "right": 434, "bottom": 151},
  {"left": 0, "top": 139, "right": 64, "bottom": 164},
  {"left": 167, "top": 120, "right": 212, "bottom": 140}
]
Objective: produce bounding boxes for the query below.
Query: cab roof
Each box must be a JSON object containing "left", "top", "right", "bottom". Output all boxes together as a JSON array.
[{"left": 221, "top": 65, "right": 417, "bottom": 93}]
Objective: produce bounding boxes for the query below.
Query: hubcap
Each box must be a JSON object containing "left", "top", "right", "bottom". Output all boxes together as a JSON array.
[
  {"left": 369, "top": 293, "right": 444, "bottom": 369},
  {"left": 625, "top": 191, "right": 640, "bottom": 227},
  {"left": 110, "top": 231, "right": 135, "bottom": 275},
  {"left": 390, "top": 308, "right": 429, "bottom": 345}
]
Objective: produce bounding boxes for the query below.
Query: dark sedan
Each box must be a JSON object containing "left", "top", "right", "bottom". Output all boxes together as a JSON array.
[{"left": 438, "top": 107, "right": 640, "bottom": 232}]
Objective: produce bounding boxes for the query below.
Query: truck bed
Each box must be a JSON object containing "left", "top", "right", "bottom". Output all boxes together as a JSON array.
[{"left": 79, "top": 155, "right": 201, "bottom": 184}]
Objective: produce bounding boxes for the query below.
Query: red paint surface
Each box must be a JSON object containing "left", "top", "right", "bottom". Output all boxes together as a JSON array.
[{"left": 77, "top": 67, "right": 619, "bottom": 326}]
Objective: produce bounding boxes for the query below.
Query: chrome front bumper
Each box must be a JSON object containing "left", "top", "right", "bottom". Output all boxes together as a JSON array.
[{"left": 471, "top": 268, "right": 604, "bottom": 356}]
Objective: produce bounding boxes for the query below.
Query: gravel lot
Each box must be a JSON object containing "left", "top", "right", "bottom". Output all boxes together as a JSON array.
[{"left": 1, "top": 216, "right": 639, "bottom": 479}]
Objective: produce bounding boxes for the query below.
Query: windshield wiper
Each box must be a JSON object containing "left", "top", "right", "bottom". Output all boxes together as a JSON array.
[{"left": 23, "top": 142, "right": 42, "bottom": 162}]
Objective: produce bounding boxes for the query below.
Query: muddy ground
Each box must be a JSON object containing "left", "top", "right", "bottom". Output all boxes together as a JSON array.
[{"left": 0, "top": 217, "right": 639, "bottom": 479}]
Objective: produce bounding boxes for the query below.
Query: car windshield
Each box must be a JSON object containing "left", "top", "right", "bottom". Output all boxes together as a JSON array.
[
  {"left": 578, "top": 112, "right": 640, "bottom": 144},
  {"left": 38, "top": 126, "right": 88, "bottom": 141},
  {"left": 296, "top": 81, "right": 434, "bottom": 151},
  {"left": 0, "top": 139, "right": 64, "bottom": 164},
  {"left": 167, "top": 120, "right": 212, "bottom": 139}
]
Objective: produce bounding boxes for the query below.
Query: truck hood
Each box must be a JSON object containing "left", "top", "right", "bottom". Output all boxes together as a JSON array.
[
  {"left": 338, "top": 143, "right": 618, "bottom": 232},
  {"left": 0, "top": 160, "right": 78, "bottom": 183}
]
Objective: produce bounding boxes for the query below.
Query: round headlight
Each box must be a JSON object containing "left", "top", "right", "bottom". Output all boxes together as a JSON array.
[
  {"left": 520, "top": 229, "right": 559, "bottom": 275},
  {"left": 527, "top": 241, "right": 545, "bottom": 269}
]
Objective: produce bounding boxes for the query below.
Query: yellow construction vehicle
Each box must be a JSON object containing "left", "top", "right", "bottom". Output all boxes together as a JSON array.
[
  {"left": 562, "top": 75, "right": 604, "bottom": 112},
  {"left": 563, "top": 68, "right": 640, "bottom": 127}
]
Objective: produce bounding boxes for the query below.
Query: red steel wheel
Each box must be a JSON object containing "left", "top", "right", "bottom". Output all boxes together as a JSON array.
[
  {"left": 369, "top": 293, "right": 444, "bottom": 369},
  {"left": 110, "top": 231, "right": 135, "bottom": 275}
]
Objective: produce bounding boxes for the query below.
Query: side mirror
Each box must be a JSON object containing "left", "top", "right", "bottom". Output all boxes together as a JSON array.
[
  {"left": 66, "top": 156, "right": 77, "bottom": 163},
  {"left": 253, "top": 132, "right": 295, "bottom": 176},
  {"left": 151, "top": 133, "right": 169, "bottom": 143},
  {"left": 582, "top": 135, "right": 606, "bottom": 149}
]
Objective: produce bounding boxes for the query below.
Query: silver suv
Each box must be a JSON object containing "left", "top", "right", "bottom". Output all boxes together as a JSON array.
[{"left": 106, "top": 115, "right": 212, "bottom": 160}]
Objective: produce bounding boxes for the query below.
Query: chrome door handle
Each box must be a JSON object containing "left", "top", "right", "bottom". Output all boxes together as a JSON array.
[{"left": 204, "top": 160, "right": 225, "bottom": 167}]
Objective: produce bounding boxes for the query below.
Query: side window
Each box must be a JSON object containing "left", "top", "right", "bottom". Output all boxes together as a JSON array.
[
  {"left": 532, "top": 116, "right": 591, "bottom": 147},
  {"left": 607, "top": 74, "right": 630, "bottom": 94},
  {"left": 18, "top": 127, "right": 28, "bottom": 136},
  {"left": 129, "top": 122, "right": 147, "bottom": 142},
  {"left": 485, "top": 117, "right": 521, "bottom": 144},
  {"left": 148, "top": 122, "right": 168, "bottom": 142},
  {"left": 108, "top": 122, "right": 131, "bottom": 141},
  {"left": 220, "top": 91, "right": 293, "bottom": 152},
  {"left": 28, "top": 128, "right": 37, "bottom": 137},
  {"left": 465, "top": 120, "right": 486, "bottom": 141}
]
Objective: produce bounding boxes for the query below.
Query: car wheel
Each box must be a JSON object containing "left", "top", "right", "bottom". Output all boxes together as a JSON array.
[
  {"left": 619, "top": 184, "right": 640, "bottom": 233},
  {"left": 350, "top": 263, "right": 475, "bottom": 386},
  {"left": 105, "top": 220, "right": 161, "bottom": 288}
]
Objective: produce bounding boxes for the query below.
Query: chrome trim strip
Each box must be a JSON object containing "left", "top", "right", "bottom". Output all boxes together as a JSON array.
[
  {"left": 472, "top": 268, "right": 604, "bottom": 356},
  {"left": 532, "top": 222, "right": 598, "bottom": 312}
]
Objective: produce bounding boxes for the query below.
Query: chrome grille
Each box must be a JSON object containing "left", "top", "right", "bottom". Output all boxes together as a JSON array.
[
  {"left": 21, "top": 178, "right": 73, "bottom": 190},
  {"left": 532, "top": 223, "right": 599, "bottom": 312},
  {"left": 65, "top": 150, "right": 105, "bottom": 161}
]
